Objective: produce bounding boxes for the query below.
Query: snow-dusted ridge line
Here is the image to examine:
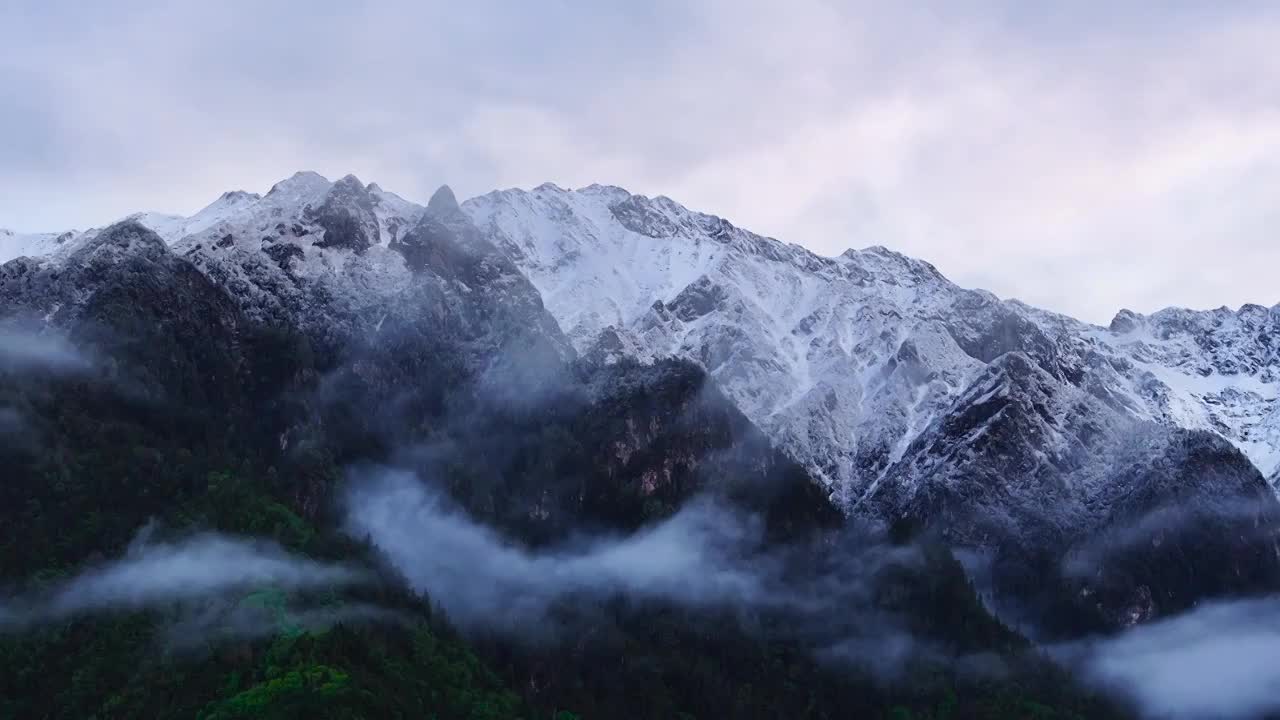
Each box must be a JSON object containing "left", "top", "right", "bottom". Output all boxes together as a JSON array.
[{"left": 6, "top": 172, "right": 1280, "bottom": 506}]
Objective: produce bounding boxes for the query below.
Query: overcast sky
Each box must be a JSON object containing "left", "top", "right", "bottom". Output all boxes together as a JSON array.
[{"left": 2, "top": 1, "right": 1277, "bottom": 323}]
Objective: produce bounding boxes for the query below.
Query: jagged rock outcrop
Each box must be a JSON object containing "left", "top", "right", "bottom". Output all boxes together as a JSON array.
[{"left": 308, "top": 174, "right": 380, "bottom": 252}]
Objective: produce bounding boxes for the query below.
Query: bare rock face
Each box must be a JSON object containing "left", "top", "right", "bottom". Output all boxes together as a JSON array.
[
  {"left": 609, "top": 194, "right": 679, "bottom": 238},
  {"left": 308, "top": 174, "right": 380, "bottom": 253},
  {"left": 426, "top": 183, "right": 460, "bottom": 215},
  {"left": 666, "top": 276, "right": 729, "bottom": 322}
]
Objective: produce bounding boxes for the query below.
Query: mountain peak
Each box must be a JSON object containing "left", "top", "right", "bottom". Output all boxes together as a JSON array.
[
  {"left": 266, "top": 171, "right": 332, "bottom": 200},
  {"left": 579, "top": 182, "right": 628, "bottom": 194},
  {"left": 428, "top": 185, "right": 459, "bottom": 214},
  {"left": 278, "top": 170, "right": 327, "bottom": 184},
  {"left": 69, "top": 219, "right": 169, "bottom": 264},
  {"left": 333, "top": 173, "right": 365, "bottom": 191},
  {"left": 218, "top": 189, "right": 260, "bottom": 203},
  {"left": 1109, "top": 309, "right": 1142, "bottom": 333}
]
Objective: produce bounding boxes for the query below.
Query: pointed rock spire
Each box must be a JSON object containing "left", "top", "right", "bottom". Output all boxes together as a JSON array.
[
  {"left": 428, "top": 185, "right": 460, "bottom": 215},
  {"left": 334, "top": 173, "right": 364, "bottom": 190},
  {"left": 266, "top": 171, "right": 332, "bottom": 201}
]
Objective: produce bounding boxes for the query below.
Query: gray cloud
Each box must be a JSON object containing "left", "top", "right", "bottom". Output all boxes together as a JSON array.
[
  {"left": 343, "top": 467, "right": 771, "bottom": 632},
  {"left": 3, "top": 1, "right": 1277, "bottom": 321},
  {"left": 0, "top": 325, "right": 93, "bottom": 374},
  {"left": 1061, "top": 596, "right": 1280, "bottom": 719},
  {"left": 45, "top": 534, "right": 362, "bottom": 616},
  {"left": 0, "top": 528, "right": 367, "bottom": 631},
  {"left": 343, "top": 466, "right": 964, "bottom": 679}
]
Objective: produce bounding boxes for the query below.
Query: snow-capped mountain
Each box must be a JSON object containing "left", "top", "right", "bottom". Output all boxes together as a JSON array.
[
  {"left": 8, "top": 171, "right": 1280, "bottom": 624},
  {"left": 459, "top": 184, "right": 1280, "bottom": 506},
  {"left": 6, "top": 174, "right": 1279, "bottom": 512}
]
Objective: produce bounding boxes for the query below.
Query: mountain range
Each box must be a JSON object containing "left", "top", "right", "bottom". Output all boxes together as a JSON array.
[{"left": 5, "top": 171, "right": 1280, "bottom": 627}]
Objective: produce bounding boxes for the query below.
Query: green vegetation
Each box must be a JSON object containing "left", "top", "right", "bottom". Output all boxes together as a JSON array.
[{"left": 0, "top": 458, "right": 524, "bottom": 719}]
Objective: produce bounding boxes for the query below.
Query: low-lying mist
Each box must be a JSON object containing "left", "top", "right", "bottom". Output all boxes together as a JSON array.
[
  {"left": 1059, "top": 596, "right": 1280, "bottom": 720},
  {"left": 343, "top": 466, "right": 772, "bottom": 630},
  {"left": 345, "top": 463, "right": 1280, "bottom": 712},
  {"left": 0, "top": 323, "right": 94, "bottom": 376},
  {"left": 0, "top": 526, "right": 372, "bottom": 641},
  {"left": 342, "top": 465, "right": 966, "bottom": 678}
]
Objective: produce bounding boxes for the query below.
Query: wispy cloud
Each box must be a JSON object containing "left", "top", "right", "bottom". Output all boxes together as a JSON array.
[
  {"left": 342, "top": 467, "right": 772, "bottom": 632},
  {"left": 343, "top": 466, "right": 969, "bottom": 679},
  {"left": 0, "top": 325, "right": 92, "bottom": 374},
  {"left": 0, "top": 529, "right": 367, "bottom": 632},
  {"left": 1061, "top": 596, "right": 1280, "bottom": 719}
]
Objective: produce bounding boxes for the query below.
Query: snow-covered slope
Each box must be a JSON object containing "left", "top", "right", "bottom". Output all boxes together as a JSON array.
[
  {"left": 122, "top": 189, "right": 263, "bottom": 244},
  {"left": 461, "top": 184, "right": 1280, "bottom": 507},
  {"left": 0, "top": 228, "right": 83, "bottom": 262}
]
